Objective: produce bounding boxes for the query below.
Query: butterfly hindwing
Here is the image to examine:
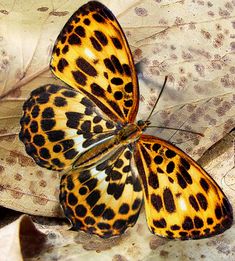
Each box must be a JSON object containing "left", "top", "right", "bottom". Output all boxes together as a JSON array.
[
  {"left": 19, "top": 84, "right": 117, "bottom": 171},
  {"left": 50, "top": 1, "right": 139, "bottom": 124},
  {"left": 60, "top": 146, "right": 143, "bottom": 237},
  {"left": 134, "top": 135, "right": 233, "bottom": 239}
]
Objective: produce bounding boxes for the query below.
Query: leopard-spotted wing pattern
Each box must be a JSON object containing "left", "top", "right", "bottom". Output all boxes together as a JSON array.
[
  {"left": 19, "top": 84, "right": 117, "bottom": 171},
  {"left": 134, "top": 135, "right": 233, "bottom": 239},
  {"left": 19, "top": 1, "right": 233, "bottom": 239},
  {"left": 60, "top": 146, "right": 143, "bottom": 237},
  {"left": 50, "top": 1, "right": 139, "bottom": 124}
]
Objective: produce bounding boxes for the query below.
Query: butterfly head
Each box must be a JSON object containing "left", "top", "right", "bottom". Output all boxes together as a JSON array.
[{"left": 137, "top": 120, "right": 151, "bottom": 131}]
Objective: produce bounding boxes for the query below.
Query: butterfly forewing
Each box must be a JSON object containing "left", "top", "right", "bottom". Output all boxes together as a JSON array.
[
  {"left": 19, "top": 84, "right": 117, "bottom": 171},
  {"left": 60, "top": 146, "right": 143, "bottom": 237},
  {"left": 50, "top": 1, "right": 139, "bottom": 124},
  {"left": 134, "top": 135, "right": 233, "bottom": 239}
]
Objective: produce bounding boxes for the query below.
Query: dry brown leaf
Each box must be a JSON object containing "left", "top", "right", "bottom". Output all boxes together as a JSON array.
[
  {"left": 0, "top": 0, "right": 234, "bottom": 260},
  {"left": 0, "top": 215, "right": 46, "bottom": 261}
]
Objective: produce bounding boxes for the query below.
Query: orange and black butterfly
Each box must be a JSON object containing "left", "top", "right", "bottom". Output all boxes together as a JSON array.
[{"left": 19, "top": 1, "right": 233, "bottom": 239}]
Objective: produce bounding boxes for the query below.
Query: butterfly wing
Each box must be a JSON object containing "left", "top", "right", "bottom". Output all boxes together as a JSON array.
[
  {"left": 19, "top": 84, "right": 117, "bottom": 171},
  {"left": 60, "top": 146, "right": 143, "bottom": 237},
  {"left": 50, "top": 1, "right": 139, "bottom": 124},
  {"left": 134, "top": 135, "right": 233, "bottom": 239}
]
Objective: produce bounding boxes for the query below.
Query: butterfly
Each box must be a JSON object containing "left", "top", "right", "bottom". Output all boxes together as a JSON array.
[{"left": 19, "top": 1, "right": 233, "bottom": 239}]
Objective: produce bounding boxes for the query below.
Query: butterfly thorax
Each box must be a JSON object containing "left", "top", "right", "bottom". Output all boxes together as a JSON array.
[
  {"left": 116, "top": 123, "right": 142, "bottom": 143},
  {"left": 73, "top": 123, "right": 142, "bottom": 170}
]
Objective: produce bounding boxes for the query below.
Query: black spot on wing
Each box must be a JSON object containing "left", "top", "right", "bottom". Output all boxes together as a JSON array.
[
  {"left": 75, "top": 204, "right": 87, "bottom": 217},
  {"left": 42, "top": 107, "right": 54, "bottom": 118},
  {"left": 148, "top": 171, "right": 159, "bottom": 189},
  {"left": 92, "top": 13, "right": 105, "bottom": 23},
  {"left": 179, "top": 165, "right": 192, "bottom": 184},
  {"left": 119, "top": 203, "right": 129, "bottom": 214},
  {"left": 31, "top": 105, "right": 40, "bottom": 118},
  {"left": 171, "top": 225, "right": 180, "bottom": 230},
  {"left": 165, "top": 149, "right": 176, "bottom": 158},
  {"left": 81, "top": 97, "right": 93, "bottom": 107},
  {"left": 189, "top": 195, "right": 199, "bottom": 211},
  {"left": 68, "top": 34, "right": 81, "bottom": 45},
  {"left": 104, "top": 58, "right": 115, "bottom": 73},
  {"left": 66, "top": 112, "right": 83, "bottom": 129},
  {"left": 102, "top": 208, "right": 115, "bottom": 220},
  {"left": 68, "top": 193, "right": 78, "bottom": 206},
  {"left": 76, "top": 57, "right": 97, "bottom": 76},
  {"left": 57, "top": 58, "right": 68, "bottom": 72},
  {"left": 47, "top": 130, "right": 65, "bottom": 142},
  {"left": 111, "top": 55, "right": 123, "bottom": 74},
  {"left": 111, "top": 37, "right": 122, "bottom": 49},
  {"left": 94, "top": 30, "right": 108, "bottom": 46},
  {"left": 196, "top": 193, "right": 208, "bottom": 210},
  {"left": 41, "top": 119, "right": 56, "bottom": 131},
  {"left": 66, "top": 175, "right": 74, "bottom": 190},
  {"left": 176, "top": 173, "right": 187, "bottom": 189},
  {"left": 75, "top": 25, "right": 86, "bottom": 37},
  {"left": 180, "top": 157, "right": 190, "bottom": 170},
  {"left": 132, "top": 198, "right": 142, "bottom": 210},
  {"left": 151, "top": 194, "right": 163, "bottom": 212},
  {"left": 33, "top": 134, "right": 45, "bottom": 146},
  {"left": 90, "top": 36, "right": 102, "bottom": 51},
  {"left": 124, "top": 100, "right": 133, "bottom": 107},
  {"left": 154, "top": 155, "right": 163, "bottom": 164},
  {"left": 124, "top": 82, "right": 133, "bottom": 93},
  {"left": 54, "top": 96, "right": 67, "bottom": 107},
  {"left": 114, "top": 91, "right": 123, "bottom": 100},
  {"left": 84, "top": 216, "right": 95, "bottom": 225},
  {"left": 83, "top": 18, "right": 90, "bottom": 25},
  {"left": 92, "top": 204, "right": 105, "bottom": 217},
  {"left": 72, "top": 70, "right": 87, "bottom": 86},
  {"left": 39, "top": 148, "right": 51, "bottom": 159},
  {"left": 194, "top": 216, "right": 204, "bottom": 228},
  {"left": 86, "top": 190, "right": 101, "bottom": 207},
  {"left": 48, "top": 85, "right": 60, "bottom": 94},
  {"left": 215, "top": 205, "right": 222, "bottom": 219},
  {"left": 51, "top": 158, "right": 64, "bottom": 168},
  {"left": 97, "top": 222, "right": 111, "bottom": 230},
  {"left": 166, "top": 161, "right": 175, "bottom": 174},
  {"left": 111, "top": 77, "right": 123, "bottom": 85},
  {"left": 152, "top": 143, "right": 161, "bottom": 152},
  {"left": 123, "top": 64, "right": 131, "bottom": 76},
  {"left": 62, "top": 45, "right": 69, "bottom": 54},
  {"left": 64, "top": 149, "right": 77, "bottom": 159},
  {"left": 200, "top": 178, "right": 209, "bottom": 193},
  {"left": 182, "top": 216, "right": 194, "bottom": 230},
  {"left": 163, "top": 188, "right": 176, "bottom": 213},
  {"left": 36, "top": 92, "right": 50, "bottom": 104},
  {"left": 207, "top": 217, "right": 214, "bottom": 225},
  {"left": 153, "top": 218, "right": 166, "bottom": 228}
]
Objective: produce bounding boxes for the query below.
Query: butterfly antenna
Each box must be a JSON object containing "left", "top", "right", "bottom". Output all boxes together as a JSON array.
[
  {"left": 145, "top": 76, "right": 168, "bottom": 122},
  {"left": 147, "top": 126, "right": 204, "bottom": 137}
]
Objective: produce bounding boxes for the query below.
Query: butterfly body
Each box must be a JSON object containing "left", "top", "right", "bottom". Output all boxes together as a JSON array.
[
  {"left": 19, "top": 1, "right": 233, "bottom": 239},
  {"left": 73, "top": 122, "right": 142, "bottom": 170}
]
